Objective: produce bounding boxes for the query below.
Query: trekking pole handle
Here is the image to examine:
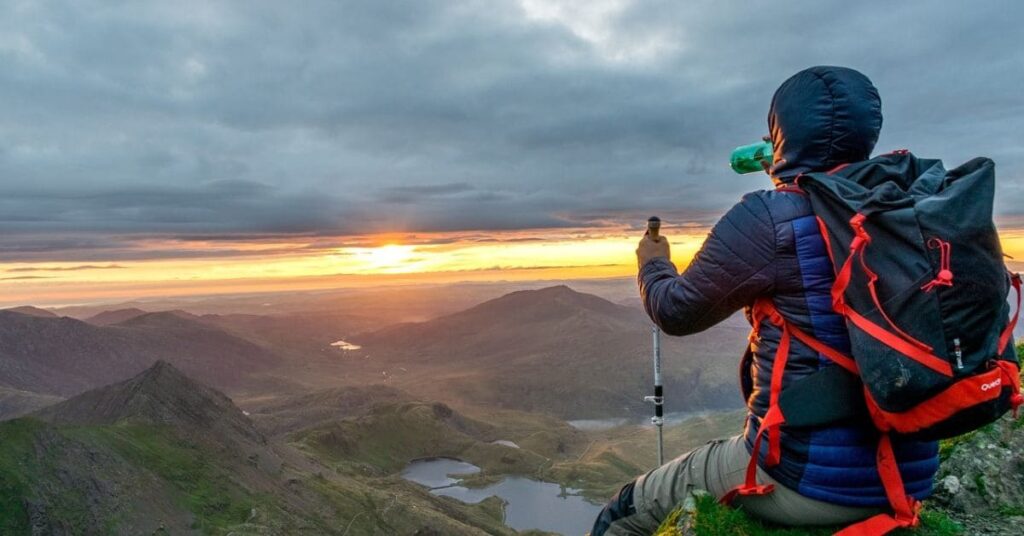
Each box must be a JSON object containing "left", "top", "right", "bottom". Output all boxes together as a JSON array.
[{"left": 647, "top": 216, "right": 661, "bottom": 241}]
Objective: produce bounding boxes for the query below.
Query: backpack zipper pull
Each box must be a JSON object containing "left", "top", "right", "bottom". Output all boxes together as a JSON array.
[
  {"left": 953, "top": 338, "right": 963, "bottom": 370},
  {"left": 921, "top": 238, "right": 954, "bottom": 292}
]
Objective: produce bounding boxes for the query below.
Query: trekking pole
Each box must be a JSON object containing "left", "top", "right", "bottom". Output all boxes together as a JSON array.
[{"left": 642, "top": 216, "right": 665, "bottom": 466}]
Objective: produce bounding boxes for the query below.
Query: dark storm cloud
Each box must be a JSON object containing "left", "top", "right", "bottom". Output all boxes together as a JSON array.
[
  {"left": 377, "top": 182, "right": 478, "bottom": 204},
  {"left": 0, "top": 0, "right": 1022, "bottom": 261}
]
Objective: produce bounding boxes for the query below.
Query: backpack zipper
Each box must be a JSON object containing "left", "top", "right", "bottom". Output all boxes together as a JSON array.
[{"left": 953, "top": 338, "right": 963, "bottom": 370}]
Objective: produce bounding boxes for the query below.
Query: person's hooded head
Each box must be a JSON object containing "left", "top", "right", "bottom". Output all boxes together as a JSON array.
[{"left": 768, "top": 66, "right": 883, "bottom": 183}]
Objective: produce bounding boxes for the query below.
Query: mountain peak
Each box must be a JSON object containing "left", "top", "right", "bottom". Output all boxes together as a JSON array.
[
  {"left": 34, "top": 361, "right": 264, "bottom": 445},
  {"left": 84, "top": 307, "right": 148, "bottom": 326},
  {"left": 115, "top": 310, "right": 204, "bottom": 328},
  {"left": 532, "top": 284, "right": 578, "bottom": 296},
  {"left": 469, "top": 284, "right": 627, "bottom": 317},
  {"left": 137, "top": 359, "right": 186, "bottom": 384},
  {"left": 3, "top": 306, "right": 58, "bottom": 318}
]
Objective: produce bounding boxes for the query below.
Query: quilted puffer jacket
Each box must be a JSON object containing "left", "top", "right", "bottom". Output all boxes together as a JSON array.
[{"left": 639, "top": 66, "right": 938, "bottom": 506}]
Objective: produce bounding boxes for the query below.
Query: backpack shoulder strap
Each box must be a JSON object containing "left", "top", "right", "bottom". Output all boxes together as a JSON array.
[
  {"left": 834, "top": 435, "right": 921, "bottom": 536},
  {"left": 775, "top": 184, "right": 806, "bottom": 195},
  {"left": 722, "top": 299, "right": 858, "bottom": 503},
  {"left": 723, "top": 300, "right": 926, "bottom": 536},
  {"left": 998, "top": 271, "right": 1022, "bottom": 354}
]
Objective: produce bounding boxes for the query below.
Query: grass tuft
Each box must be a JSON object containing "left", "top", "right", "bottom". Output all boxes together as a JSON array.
[{"left": 653, "top": 494, "right": 963, "bottom": 536}]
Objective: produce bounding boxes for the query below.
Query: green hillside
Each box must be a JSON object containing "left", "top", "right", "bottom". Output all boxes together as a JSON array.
[
  {"left": 0, "top": 362, "right": 530, "bottom": 535},
  {"left": 0, "top": 418, "right": 273, "bottom": 534},
  {"left": 0, "top": 417, "right": 524, "bottom": 535}
]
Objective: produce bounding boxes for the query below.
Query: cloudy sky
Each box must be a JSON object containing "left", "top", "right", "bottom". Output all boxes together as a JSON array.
[{"left": 2, "top": 0, "right": 1023, "bottom": 304}]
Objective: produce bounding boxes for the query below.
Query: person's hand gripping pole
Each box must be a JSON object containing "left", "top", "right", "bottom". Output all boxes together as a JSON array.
[
  {"left": 642, "top": 216, "right": 665, "bottom": 466},
  {"left": 637, "top": 216, "right": 670, "bottom": 269}
]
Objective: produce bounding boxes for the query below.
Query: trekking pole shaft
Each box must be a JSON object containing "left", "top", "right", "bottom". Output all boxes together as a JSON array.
[
  {"left": 652, "top": 326, "right": 664, "bottom": 466},
  {"left": 644, "top": 215, "right": 665, "bottom": 466}
]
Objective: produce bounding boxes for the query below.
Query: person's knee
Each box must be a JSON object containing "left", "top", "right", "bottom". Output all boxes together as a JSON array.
[{"left": 590, "top": 480, "right": 638, "bottom": 536}]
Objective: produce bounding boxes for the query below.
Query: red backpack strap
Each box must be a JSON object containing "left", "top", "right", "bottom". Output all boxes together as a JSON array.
[
  {"left": 722, "top": 299, "right": 857, "bottom": 505},
  {"left": 722, "top": 299, "right": 789, "bottom": 504},
  {"left": 723, "top": 299, "right": 928, "bottom": 536},
  {"left": 834, "top": 434, "right": 921, "bottom": 536},
  {"left": 997, "top": 360, "right": 1023, "bottom": 418},
  {"left": 827, "top": 163, "right": 851, "bottom": 175},
  {"left": 829, "top": 213, "right": 953, "bottom": 377},
  {"left": 719, "top": 402, "right": 782, "bottom": 505},
  {"left": 788, "top": 324, "right": 859, "bottom": 375},
  {"left": 998, "top": 271, "right": 1021, "bottom": 354}
]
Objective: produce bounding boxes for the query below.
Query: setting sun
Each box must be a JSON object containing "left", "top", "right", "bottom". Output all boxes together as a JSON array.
[{"left": 351, "top": 244, "right": 419, "bottom": 273}]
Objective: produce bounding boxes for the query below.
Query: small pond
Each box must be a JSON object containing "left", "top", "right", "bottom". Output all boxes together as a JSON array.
[
  {"left": 401, "top": 457, "right": 603, "bottom": 536},
  {"left": 330, "top": 339, "right": 362, "bottom": 351}
]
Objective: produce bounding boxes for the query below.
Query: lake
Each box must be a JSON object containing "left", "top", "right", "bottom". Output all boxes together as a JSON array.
[
  {"left": 401, "top": 457, "right": 603, "bottom": 536},
  {"left": 330, "top": 339, "right": 362, "bottom": 351}
]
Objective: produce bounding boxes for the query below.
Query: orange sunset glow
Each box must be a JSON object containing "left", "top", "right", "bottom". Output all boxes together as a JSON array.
[
  {"left": 0, "top": 226, "right": 712, "bottom": 307},
  {"left": 8, "top": 224, "right": 1024, "bottom": 308}
]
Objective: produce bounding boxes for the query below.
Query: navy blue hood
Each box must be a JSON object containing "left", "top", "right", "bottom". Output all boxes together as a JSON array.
[{"left": 768, "top": 66, "right": 882, "bottom": 182}]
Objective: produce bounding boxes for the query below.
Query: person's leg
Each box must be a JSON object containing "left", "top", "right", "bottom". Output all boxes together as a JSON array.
[
  {"left": 589, "top": 480, "right": 637, "bottom": 536},
  {"left": 596, "top": 437, "right": 741, "bottom": 536},
  {"left": 593, "top": 435, "right": 883, "bottom": 536},
  {"left": 732, "top": 467, "right": 885, "bottom": 527}
]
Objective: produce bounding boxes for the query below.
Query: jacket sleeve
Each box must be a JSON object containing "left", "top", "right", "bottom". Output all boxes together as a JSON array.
[{"left": 639, "top": 193, "right": 776, "bottom": 336}]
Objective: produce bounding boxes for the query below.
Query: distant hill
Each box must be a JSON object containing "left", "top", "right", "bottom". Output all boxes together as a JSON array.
[
  {"left": 295, "top": 401, "right": 559, "bottom": 475},
  {"left": 114, "top": 309, "right": 204, "bottom": 328},
  {"left": 83, "top": 307, "right": 148, "bottom": 326},
  {"left": 355, "top": 285, "right": 748, "bottom": 418},
  {"left": 0, "top": 310, "right": 284, "bottom": 398},
  {"left": 2, "top": 306, "right": 57, "bottom": 318},
  {"left": 3, "top": 362, "right": 282, "bottom": 533},
  {"left": 35, "top": 360, "right": 264, "bottom": 448},
  {"left": 245, "top": 384, "right": 414, "bottom": 436},
  {"left": 199, "top": 310, "right": 379, "bottom": 360},
  {"left": 0, "top": 387, "right": 62, "bottom": 421},
  {"left": 50, "top": 283, "right": 518, "bottom": 324},
  {"left": 357, "top": 285, "right": 640, "bottom": 365}
]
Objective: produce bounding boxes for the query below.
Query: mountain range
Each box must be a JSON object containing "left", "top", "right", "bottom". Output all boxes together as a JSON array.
[
  {"left": 1, "top": 306, "right": 57, "bottom": 318},
  {"left": 1, "top": 285, "right": 750, "bottom": 422},
  {"left": 353, "top": 285, "right": 748, "bottom": 418},
  {"left": 0, "top": 309, "right": 284, "bottom": 404}
]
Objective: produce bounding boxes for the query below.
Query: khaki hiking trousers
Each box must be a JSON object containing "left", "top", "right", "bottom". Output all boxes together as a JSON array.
[{"left": 602, "top": 435, "right": 883, "bottom": 535}]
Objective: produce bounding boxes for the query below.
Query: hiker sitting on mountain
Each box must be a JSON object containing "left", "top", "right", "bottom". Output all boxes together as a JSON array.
[{"left": 591, "top": 65, "right": 1022, "bottom": 536}]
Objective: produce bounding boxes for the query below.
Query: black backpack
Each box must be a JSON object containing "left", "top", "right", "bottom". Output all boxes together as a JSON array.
[
  {"left": 725, "top": 151, "right": 1022, "bottom": 535},
  {"left": 800, "top": 150, "right": 1021, "bottom": 439}
]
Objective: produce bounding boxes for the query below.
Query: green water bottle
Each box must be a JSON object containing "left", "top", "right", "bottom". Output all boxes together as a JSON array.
[{"left": 730, "top": 141, "right": 774, "bottom": 174}]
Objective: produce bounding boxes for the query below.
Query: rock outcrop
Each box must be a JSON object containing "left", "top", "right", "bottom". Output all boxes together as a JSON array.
[{"left": 932, "top": 412, "right": 1024, "bottom": 534}]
